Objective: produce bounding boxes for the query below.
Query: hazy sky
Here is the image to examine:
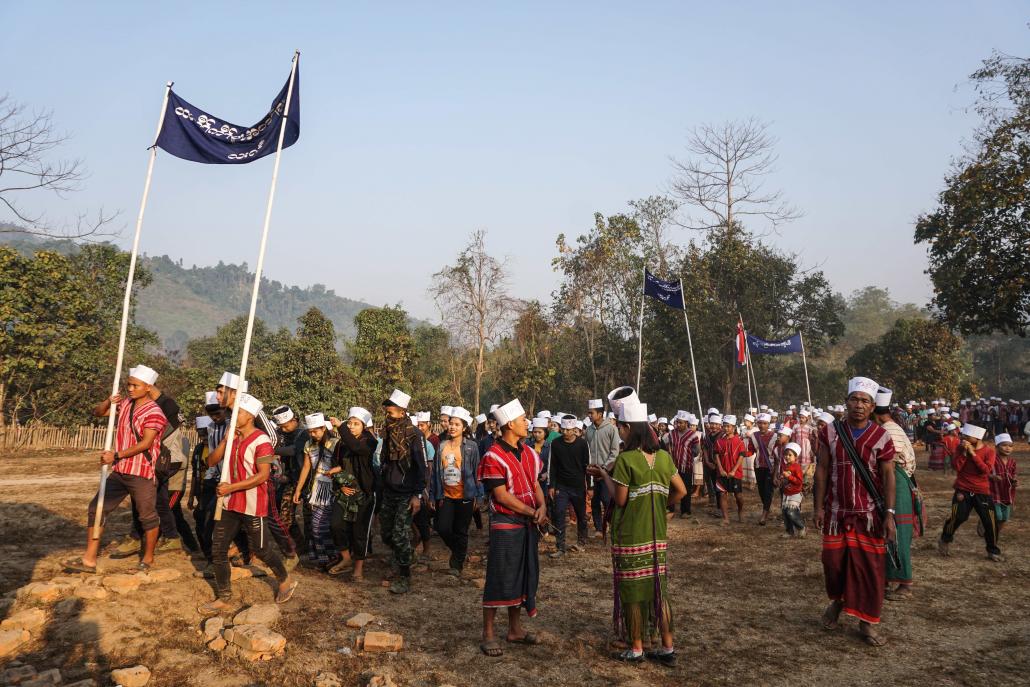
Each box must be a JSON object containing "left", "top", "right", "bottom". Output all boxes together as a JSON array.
[{"left": 3, "top": 2, "right": 1026, "bottom": 322}]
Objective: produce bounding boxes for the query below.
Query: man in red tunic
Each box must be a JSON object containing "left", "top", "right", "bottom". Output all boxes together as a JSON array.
[
  {"left": 714, "top": 415, "right": 752, "bottom": 524},
  {"left": 814, "top": 376, "right": 896, "bottom": 647},
  {"left": 477, "top": 398, "right": 548, "bottom": 658}
]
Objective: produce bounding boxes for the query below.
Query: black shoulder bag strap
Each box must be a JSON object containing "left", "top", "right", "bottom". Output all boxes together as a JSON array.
[{"left": 832, "top": 419, "right": 900, "bottom": 569}]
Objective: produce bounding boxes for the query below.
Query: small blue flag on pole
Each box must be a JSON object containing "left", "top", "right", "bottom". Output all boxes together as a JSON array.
[
  {"left": 643, "top": 269, "right": 685, "bottom": 310},
  {"left": 745, "top": 332, "right": 803, "bottom": 355},
  {"left": 155, "top": 65, "right": 300, "bottom": 164}
]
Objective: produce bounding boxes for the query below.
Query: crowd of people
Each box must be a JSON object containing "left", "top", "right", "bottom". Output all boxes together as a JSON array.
[{"left": 60, "top": 364, "right": 1021, "bottom": 663}]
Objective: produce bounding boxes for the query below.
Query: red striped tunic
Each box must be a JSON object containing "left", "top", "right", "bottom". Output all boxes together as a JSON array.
[
  {"left": 113, "top": 398, "right": 167, "bottom": 481},
  {"left": 225, "top": 430, "right": 274, "bottom": 517},
  {"left": 477, "top": 440, "right": 541, "bottom": 516},
  {"left": 819, "top": 421, "right": 895, "bottom": 530}
]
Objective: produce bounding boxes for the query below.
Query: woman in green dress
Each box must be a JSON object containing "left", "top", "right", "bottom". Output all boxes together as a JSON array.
[{"left": 588, "top": 401, "right": 687, "bottom": 666}]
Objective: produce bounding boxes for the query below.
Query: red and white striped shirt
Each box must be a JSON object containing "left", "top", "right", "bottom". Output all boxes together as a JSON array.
[
  {"left": 477, "top": 440, "right": 541, "bottom": 516},
  {"left": 819, "top": 421, "right": 895, "bottom": 528},
  {"left": 225, "top": 430, "right": 275, "bottom": 517},
  {"left": 113, "top": 398, "right": 167, "bottom": 481}
]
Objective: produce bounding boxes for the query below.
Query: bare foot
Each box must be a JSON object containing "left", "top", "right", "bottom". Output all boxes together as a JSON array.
[{"left": 821, "top": 600, "right": 843, "bottom": 630}]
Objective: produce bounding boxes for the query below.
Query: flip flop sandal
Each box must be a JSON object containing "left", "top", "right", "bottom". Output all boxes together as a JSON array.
[
  {"left": 480, "top": 639, "right": 503, "bottom": 657},
  {"left": 62, "top": 559, "right": 97, "bottom": 575},
  {"left": 610, "top": 649, "right": 645, "bottom": 663},
  {"left": 197, "top": 601, "right": 229, "bottom": 617},
  {"left": 275, "top": 580, "right": 298, "bottom": 604},
  {"left": 136, "top": 561, "right": 152, "bottom": 572},
  {"left": 507, "top": 632, "right": 540, "bottom": 645},
  {"left": 862, "top": 633, "right": 887, "bottom": 647},
  {"left": 645, "top": 648, "right": 677, "bottom": 667}
]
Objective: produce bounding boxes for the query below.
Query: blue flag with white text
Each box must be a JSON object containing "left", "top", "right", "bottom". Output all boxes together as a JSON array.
[
  {"left": 155, "top": 64, "right": 300, "bottom": 164},
  {"left": 746, "top": 332, "right": 803, "bottom": 355},
  {"left": 643, "top": 269, "right": 685, "bottom": 310}
]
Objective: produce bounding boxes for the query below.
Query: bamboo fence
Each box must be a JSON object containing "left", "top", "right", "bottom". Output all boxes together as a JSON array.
[{"left": 0, "top": 424, "right": 199, "bottom": 451}]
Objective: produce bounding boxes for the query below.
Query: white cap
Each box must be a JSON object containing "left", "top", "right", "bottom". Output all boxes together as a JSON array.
[
  {"left": 385, "top": 389, "right": 411, "bottom": 409},
  {"left": 759, "top": 405, "right": 768, "bottom": 411},
  {"left": 848, "top": 376, "right": 879, "bottom": 400},
  {"left": 531, "top": 417, "right": 549, "bottom": 429},
  {"left": 960, "top": 423, "right": 987, "bottom": 440},
  {"left": 348, "top": 407, "right": 372, "bottom": 426},
  {"left": 647, "top": 413, "right": 658, "bottom": 423},
  {"left": 218, "top": 371, "right": 247, "bottom": 392},
  {"left": 777, "top": 426, "right": 793, "bottom": 437},
  {"left": 743, "top": 413, "right": 755, "bottom": 422},
  {"left": 722, "top": 414, "right": 737, "bottom": 425},
  {"left": 784, "top": 442, "right": 802, "bottom": 457},
  {"left": 204, "top": 391, "right": 219, "bottom": 406},
  {"left": 658, "top": 417, "right": 668, "bottom": 425},
  {"left": 686, "top": 414, "right": 698, "bottom": 425},
  {"left": 995, "top": 433, "right": 1013, "bottom": 445},
  {"left": 771, "top": 410, "right": 780, "bottom": 417},
  {"left": 237, "top": 393, "right": 263, "bottom": 416},
  {"left": 790, "top": 404, "right": 797, "bottom": 410},
  {"left": 127, "top": 364, "right": 158, "bottom": 385},
  {"left": 575, "top": 420, "right": 584, "bottom": 430},
  {"left": 798, "top": 409, "right": 811, "bottom": 418},
  {"left": 588, "top": 399, "right": 604, "bottom": 410},
  {"left": 607, "top": 386, "right": 640, "bottom": 416},
  {"left": 326, "top": 420, "right": 335, "bottom": 431},
  {"left": 195, "top": 416, "right": 212, "bottom": 429},
  {"left": 475, "top": 413, "right": 488, "bottom": 424},
  {"left": 785, "top": 410, "right": 794, "bottom": 416},
  {"left": 757, "top": 413, "right": 771, "bottom": 423},
  {"left": 495, "top": 399, "right": 526, "bottom": 426},
  {"left": 536, "top": 410, "right": 552, "bottom": 419},
  {"left": 416, "top": 411, "right": 431, "bottom": 423},
  {"left": 819, "top": 412, "right": 834, "bottom": 424},
  {"left": 449, "top": 406, "right": 472, "bottom": 425},
  {"left": 707, "top": 407, "right": 720, "bottom": 415},
  {"left": 271, "top": 407, "right": 295, "bottom": 425},
  {"left": 561, "top": 416, "right": 577, "bottom": 430},
  {"left": 709, "top": 414, "right": 724, "bottom": 425},
  {"left": 618, "top": 402, "right": 649, "bottom": 423},
  {"left": 440, "top": 405, "right": 453, "bottom": 417},
  {"left": 304, "top": 412, "right": 326, "bottom": 430},
  {"left": 488, "top": 404, "right": 500, "bottom": 414},
  {"left": 674, "top": 410, "right": 690, "bottom": 422}
]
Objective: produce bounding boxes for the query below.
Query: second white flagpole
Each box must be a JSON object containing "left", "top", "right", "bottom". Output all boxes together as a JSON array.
[
  {"left": 679, "top": 277, "right": 706, "bottom": 437},
  {"left": 214, "top": 51, "right": 299, "bottom": 521},
  {"left": 800, "top": 330, "right": 812, "bottom": 407},
  {"left": 92, "top": 82, "right": 173, "bottom": 539}
]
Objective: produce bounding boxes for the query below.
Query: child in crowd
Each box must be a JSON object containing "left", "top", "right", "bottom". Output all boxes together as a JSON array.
[
  {"left": 780, "top": 442, "right": 805, "bottom": 538},
  {"left": 990, "top": 434, "right": 1018, "bottom": 540}
]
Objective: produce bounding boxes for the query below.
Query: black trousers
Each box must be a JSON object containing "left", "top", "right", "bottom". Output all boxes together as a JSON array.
[
  {"left": 670, "top": 471, "right": 692, "bottom": 514},
  {"left": 169, "top": 490, "right": 200, "bottom": 552},
  {"left": 197, "top": 479, "right": 250, "bottom": 562},
  {"left": 554, "top": 486, "right": 588, "bottom": 551},
  {"left": 413, "top": 497, "right": 433, "bottom": 545},
  {"left": 755, "top": 467, "right": 774, "bottom": 512},
  {"left": 211, "top": 510, "right": 288, "bottom": 601},
  {"left": 941, "top": 490, "right": 1000, "bottom": 555},
  {"left": 703, "top": 464, "right": 718, "bottom": 504},
  {"left": 435, "top": 498, "right": 475, "bottom": 570},
  {"left": 330, "top": 497, "right": 376, "bottom": 561}
]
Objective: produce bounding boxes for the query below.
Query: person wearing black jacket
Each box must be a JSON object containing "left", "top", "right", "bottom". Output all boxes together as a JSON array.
[
  {"left": 548, "top": 417, "right": 590, "bottom": 558},
  {"left": 271, "top": 405, "right": 308, "bottom": 557},
  {"left": 327, "top": 407, "right": 378, "bottom": 581},
  {"left": 378, "top": 389, "right": 427, "bottom": 595}
]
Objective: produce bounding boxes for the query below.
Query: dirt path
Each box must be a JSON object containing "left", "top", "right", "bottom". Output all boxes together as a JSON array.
[{"left": 1, "top": 446, "right": 1027, "bottom": 686}]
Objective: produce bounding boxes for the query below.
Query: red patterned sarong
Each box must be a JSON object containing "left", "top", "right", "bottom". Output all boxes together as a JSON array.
[{"left": 822, "top": 514, "right": 886, "bottom": 624}]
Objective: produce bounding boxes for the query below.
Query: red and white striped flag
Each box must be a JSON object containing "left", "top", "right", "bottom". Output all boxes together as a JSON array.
[{"left": 735, "top": 322, "right": 748, "bottom": 367}]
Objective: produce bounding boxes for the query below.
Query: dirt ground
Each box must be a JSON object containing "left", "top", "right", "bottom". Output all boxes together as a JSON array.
[{"left": 0, "top": 444, "right": 1027, "bottom": 687}]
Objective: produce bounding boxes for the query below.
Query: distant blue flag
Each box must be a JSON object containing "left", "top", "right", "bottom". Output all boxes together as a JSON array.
[
  {"left": 746, "top": 332, "right": 803, "bottom": 355},
  {"left": 643, "top": 269, "right": 684, "bottom": 310},
  {"left": 155, "top": 64, "right": 300, "bottom": 164}
]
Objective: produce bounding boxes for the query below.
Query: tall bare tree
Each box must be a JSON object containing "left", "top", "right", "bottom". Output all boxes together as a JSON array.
[
  {"left": 628, "top": 195, "right": 679, "bottom": 277},
  {"left": 431, "top": 230, "right": 517, "bottom": 412},
  {"left": 0, "top": 95, "right": 116, "bottom": 238},
  {"left": 669, "top": 118, "right": 801, "bottom": 238}
]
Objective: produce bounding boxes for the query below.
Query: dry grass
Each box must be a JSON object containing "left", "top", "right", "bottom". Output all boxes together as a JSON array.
[{"left": 0, "top": 444, "right": 1027, "bottom": 686}]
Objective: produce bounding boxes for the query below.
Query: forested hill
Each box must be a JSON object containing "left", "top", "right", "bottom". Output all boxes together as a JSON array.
[
  {"left": 136, "top": 255, "right": 382, "bottom": 352},
  {"left": 0, "top": 231, "right": 419, "bottom": 352}
]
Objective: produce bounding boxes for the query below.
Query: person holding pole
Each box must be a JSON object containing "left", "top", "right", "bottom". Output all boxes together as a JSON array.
[
  {"left": 65, "top": 365, "right": 167, "bottom": 575},
  {"left": 199, "top": 392, "right": 297, "bottom": 615}
]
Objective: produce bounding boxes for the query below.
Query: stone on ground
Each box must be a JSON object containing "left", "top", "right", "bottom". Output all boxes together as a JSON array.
[
  {"left": 224, "top": 624, "right": 287, "bottom": 655},
  {"left": 109, "top": 665, "right": 151, "bottom": 687},
  {"left": 73, "top": 584, "right": 108, "bottom": 601},
  {"left": 229, "top": 566, "right": 253, "bottom": 580},
  {"left": 21, "top": 668, "right": 61, "bottom": 687},
  {"left": 362, "top": 631, "right": 403, "bottom": 653},
  {"left": 232, "top": 603, "right": 280, "bottom": 626},
  {"left": 314, "top": 672, "right": 342, "bottom": 687},
  {"left": 140, "top": 568, "right": 182, "bottom": 584},
  {"left": 345, "top": 612, "right": 375, "bottom": 628},
  {"left": 366, "top": 674, "right": 398, "bottom": 687},
  {"left": 207, "top": 635, "right": 227, "bottom": 651},
  {"left": 102, "top": 574, "right": 142, "bottom": 595},
  {"left": 202, "top": 616, "right": 224, "bottom": 640},
  {"left": 64, "top": 680, "right": 98, "bottom": 687},
  {"left": 0, "top": 629, "right": 31, "bottom": 658},
  {"left": 0, "top": 608, "right": 47, "bottom": 633},
  {"left": 16, "top": 582, "right": 72, "bottom": 604},
  {"left": 2, "top": 664, "right": 37, "bottom": 685}
]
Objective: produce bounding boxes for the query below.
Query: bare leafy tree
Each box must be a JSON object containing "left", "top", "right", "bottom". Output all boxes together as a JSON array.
[
  {"left": 431, "top": 230, "right": 517, "bottom": 412},
  {"left": 628, "top": 195, "right": 680, "bottom": 277},
  {"left": 0, "top": 95, "right": 117, "bottom": 238},
  {"left": 669, "top": 118, "right": 801, "bottom": 237}
]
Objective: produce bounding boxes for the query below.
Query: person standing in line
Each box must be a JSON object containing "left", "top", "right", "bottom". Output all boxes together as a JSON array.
[
  {"left": 547, "top": 415, "right": 590, "bottom": 559},
  {"left": 714, "top": 415, "right": 751, "bottom": 524},
  {"left": 988, "top": 433, "right": 1017, "bottom": 541},
  {"left": 665, "top": 411, "right": 698, "bottom": 519},
  {"left": 749, "top": 413, "right": 778, "bottom": 525},
  {"left": 327, "top": 407, "right": 378, "bottom": 581},
  {"left": 293, "top": 413, "right": 339, "bottom": 568},
  {"left": 780, "top": 442, "right": 806, "bottom": 538},
  {"left": 431, "top": 406, "right": 482, "bottom": 576},
  {"left": 585, "top": 398, "right": 620, "bottom": 539}
]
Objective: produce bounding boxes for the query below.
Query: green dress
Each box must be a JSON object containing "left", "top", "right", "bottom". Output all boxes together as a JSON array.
[{"left": 610, "top": 448, "right": 677, "bottom": 640}]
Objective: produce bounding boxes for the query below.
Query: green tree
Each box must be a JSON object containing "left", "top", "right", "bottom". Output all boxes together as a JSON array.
[
  {"left": 914, "top": 51, "right": 1030, "bottom": 335},
  {"left": 348, "top": 306, "right": 414, "bottom": 411},
  {"left": 491, "top": 302, "right": 556, "bottom": 414},
  {"left": 847, "top": 318, "right": 970, "bottom": 401}
]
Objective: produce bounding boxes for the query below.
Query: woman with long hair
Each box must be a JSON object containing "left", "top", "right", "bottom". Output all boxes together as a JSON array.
[
  {"left": 588, "top": 401, "right": 686, "bottom": 667},
  {"left": 431, "top": 406, "right": 483, "bottom": 575},
  {"left": 327, "top": 407, "right": 378, "bottom": 581}
]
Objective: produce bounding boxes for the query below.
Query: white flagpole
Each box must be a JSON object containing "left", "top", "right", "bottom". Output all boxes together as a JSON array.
[
  {"left": 215, "top": 51, "right": 299, "bottom": 521},
  {"left": 799, "top": 330, "right": 812, "bottom": 407},
  {"left": 92, "top": 82, "right": 173, "bottom": 539},
  {"left": 679, "top": 277, "right": 706, "bottom": 437},
  {"left": 636, "top": 265, "right": 646, "bottom": 392}
]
